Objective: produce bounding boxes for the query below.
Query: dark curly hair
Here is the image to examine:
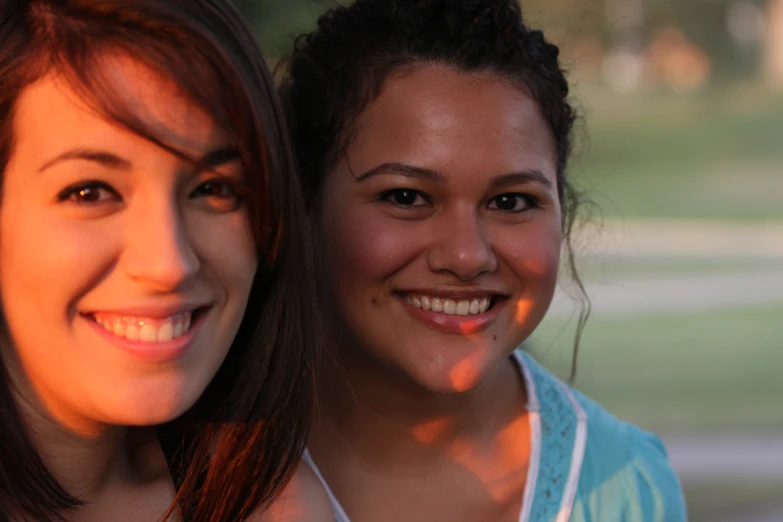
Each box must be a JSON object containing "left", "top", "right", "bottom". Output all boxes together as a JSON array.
[{"left": 279, "top": 0, "right": 589, "bottom": 378}]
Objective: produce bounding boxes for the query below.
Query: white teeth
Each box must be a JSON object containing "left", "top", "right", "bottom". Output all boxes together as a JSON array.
[
  {"left": 113, "top": 318, "right": 127, "bottom": 337},
  {"left": 157, "top": 322, "right": 174, "bottom": 343},
  {"left": 139, "top": 324, "right": 157, "bottom": 343},
  {"left": 93, "top": 312, "right": 194, "bottom": 344},
  {"left": 404, "top": 295, "right": 494, "bottom": 316},
  {"left": 126, "top": 324, "right": 140, "bottom": 341}
]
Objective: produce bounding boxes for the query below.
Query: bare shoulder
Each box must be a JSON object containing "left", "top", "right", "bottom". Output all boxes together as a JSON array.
[{"left": 252, "top": 462, "right": 334, "bottom": 522}]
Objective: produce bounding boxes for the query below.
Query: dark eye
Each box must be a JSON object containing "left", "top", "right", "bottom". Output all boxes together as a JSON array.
[
  {"left": 488, "top": 193, "right": 536, "bottom": 213},
  {"left": 193, "top": 180, "right": 234, "bottom": 198},
  {"left": 380, "top": 189, "right": 428, "bottom": 207},
  {"left": 191, "top": 179, "right": 242, "bottom": 212},
  {"left": 57, "top": 181, "right": 119, "bottom": 204}
]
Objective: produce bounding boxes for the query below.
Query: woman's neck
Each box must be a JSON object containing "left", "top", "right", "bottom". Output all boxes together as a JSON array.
[{"left": 311, "top": 347, "right": 526, "bottom": 474}]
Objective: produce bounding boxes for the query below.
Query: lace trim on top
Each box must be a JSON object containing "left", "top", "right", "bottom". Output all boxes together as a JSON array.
[
  {"left": 515, "top": 351, "right": 587, "bottom": 522},
  {"left": 303, "top": 351, "right": 587, "bottom": 522}
]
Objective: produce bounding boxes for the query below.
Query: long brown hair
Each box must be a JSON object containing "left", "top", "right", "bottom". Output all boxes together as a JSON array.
[{"left": 0, "top": 0, "right": 321, "bottom": 520}]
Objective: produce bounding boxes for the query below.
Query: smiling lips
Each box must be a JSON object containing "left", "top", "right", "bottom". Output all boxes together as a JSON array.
[
  {"left": 399, "top": 291, "right": 502, "bottom": 335},
  {"left": 92, "top": 312, "right": 193, "bottom": 343}
]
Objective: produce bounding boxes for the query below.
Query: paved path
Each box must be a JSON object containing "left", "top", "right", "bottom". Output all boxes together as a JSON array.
[
  {"left": 549, "top": 220, "right": 783, "bottom": 319},
  {"left": 662, "top": 434, "right": 783, "bottom": 481},
  {"left": 716, "top": 505, "right": 783, "bottom": 522},
  {"left": 577, "top": 219, "right": 783, "bottom": 260},
  {"left": 548, "top": 267, "right": 783, "bottom": 319},
  {"left": 662, "top": 435, "right": 783, "bottom": 522}
]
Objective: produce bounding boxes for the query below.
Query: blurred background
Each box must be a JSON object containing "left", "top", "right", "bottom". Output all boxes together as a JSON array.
[{"left": 238, "top": 1, "right": 783, "bottom": 520}]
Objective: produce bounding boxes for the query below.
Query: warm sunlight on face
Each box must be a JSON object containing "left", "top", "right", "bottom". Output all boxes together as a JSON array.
[
  {"left": 0, "top": 56, "right": 257, "bottom": 434},
  {"left": 318, "top": 64, "right": 562, "bottom": 394}
]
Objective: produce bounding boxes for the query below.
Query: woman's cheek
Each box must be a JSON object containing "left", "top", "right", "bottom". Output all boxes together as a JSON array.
[{"left": 324, "top": 209, "right": 423, "bottom": 287}]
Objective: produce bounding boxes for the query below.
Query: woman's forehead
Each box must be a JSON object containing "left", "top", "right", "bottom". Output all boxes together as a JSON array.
[{"left": 344, "top": 64, "right": 556, "bottom": 177}]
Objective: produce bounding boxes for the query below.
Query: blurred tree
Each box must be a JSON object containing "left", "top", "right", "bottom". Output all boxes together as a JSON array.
[
  {"left": 235, "top": 0, "right": 772, "bottom": 85},
  {"left": 672, "top": 0, "right": 763, "bottom": 79},
  {"left": 235, "top": 0, "right": 325, "bottom": 58},
  {"left": 533, "top": 0, "right": 766, "bottom": 81}
]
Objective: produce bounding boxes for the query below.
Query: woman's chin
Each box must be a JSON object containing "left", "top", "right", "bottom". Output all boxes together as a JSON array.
[
  {"left": 409, "top": 351, "right": 496, "bottom": 396},
  {"left": 92, "top": 385, "right": 199, "bottom": 427},
  {"left": 103, "top": 407, "right": 188, "bottom": 428}
]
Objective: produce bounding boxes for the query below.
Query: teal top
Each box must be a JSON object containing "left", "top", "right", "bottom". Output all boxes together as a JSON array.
[{"left": 304, "top": 350, "right": 687, "bottom": 522}]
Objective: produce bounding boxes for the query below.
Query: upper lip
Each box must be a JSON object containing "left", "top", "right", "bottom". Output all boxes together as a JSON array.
[
  {"left": 397, "top": 289, "right": 508, "bottom": 300},
  {"left": 81, "top": 301, "right": 212, "bottom": 318}
]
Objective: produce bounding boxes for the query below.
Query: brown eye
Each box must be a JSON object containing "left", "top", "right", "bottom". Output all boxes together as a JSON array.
[
  {"left": 380, "top": 189, "right": 428, "bottom": 207},
  {"left": 58, "top": 182, "right": 119, "bottom": 204},
  {"left": 488, "top": 193, "right": 537, "bottom": 213},
  {"left": 195, "top": 181, "right": 233, "bottom": 198},
  {"left": 190, "top": 179, "right": 242, "bottom": 212}
]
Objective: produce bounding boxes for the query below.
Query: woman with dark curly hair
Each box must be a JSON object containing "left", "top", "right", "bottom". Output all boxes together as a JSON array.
[
  {"left": 279, "top": 1, "right": 687, "bottom": 520},
  {"left": 0, "top": 1, "right": 331, "bottom": 520}
]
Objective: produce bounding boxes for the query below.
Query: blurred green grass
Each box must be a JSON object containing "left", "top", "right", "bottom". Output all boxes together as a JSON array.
[
  {"left": 572, "top": 86, "right": 783, "bottom": 221},
  {"left": 531, "top": 302, "right": 783, "bottom": 432},
  {"left": 684, "top": 482, "right": 783, "bottom": 521}
]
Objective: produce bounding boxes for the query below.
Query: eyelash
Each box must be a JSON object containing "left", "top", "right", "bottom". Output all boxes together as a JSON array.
[
  {"left": 378, "top": 188, "right": 539, "bottom": 213},
  {"left": 487, "top": 193, "right": 540, "bottom": 213},
  {"left": 57, "top": 181, "right": 118, "bottom": 204},
  {"left": 190, "top": 178, "right": 244, "bottom": 202},
  {"left": 378, "top": 188, "right": 430, "bottom": 207}
]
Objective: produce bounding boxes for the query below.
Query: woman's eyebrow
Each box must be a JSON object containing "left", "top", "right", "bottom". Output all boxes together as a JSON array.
[
  {"left": 489, "top": 170, "right": 553, "bottom": 190},
  {"left": 38, "top": 148, "right": 131, "bottom": 173},
  {"left": 354, "top": 162, "right": 446, "bottom": 183},
  {"left": 37, "top": 145, "right": 241, "bottom": 175},
  {"left": 196, "top": 146, "right": 241, "bottom": 169},
  {"left": 354, "top": 162, "right": 553, "bottom": 191}
]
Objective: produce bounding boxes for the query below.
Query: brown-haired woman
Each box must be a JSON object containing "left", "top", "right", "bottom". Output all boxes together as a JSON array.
[{"left": 0, "top": 1, "right": 329, "bottom": 520}]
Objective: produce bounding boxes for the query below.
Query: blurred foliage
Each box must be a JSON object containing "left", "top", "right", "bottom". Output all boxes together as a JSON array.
[
  {"left": 236, "top": 0, "right": 768, "bottom": 78},
  {"left": 234, "top": 0, "right": 326, "bottom": 57}
]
